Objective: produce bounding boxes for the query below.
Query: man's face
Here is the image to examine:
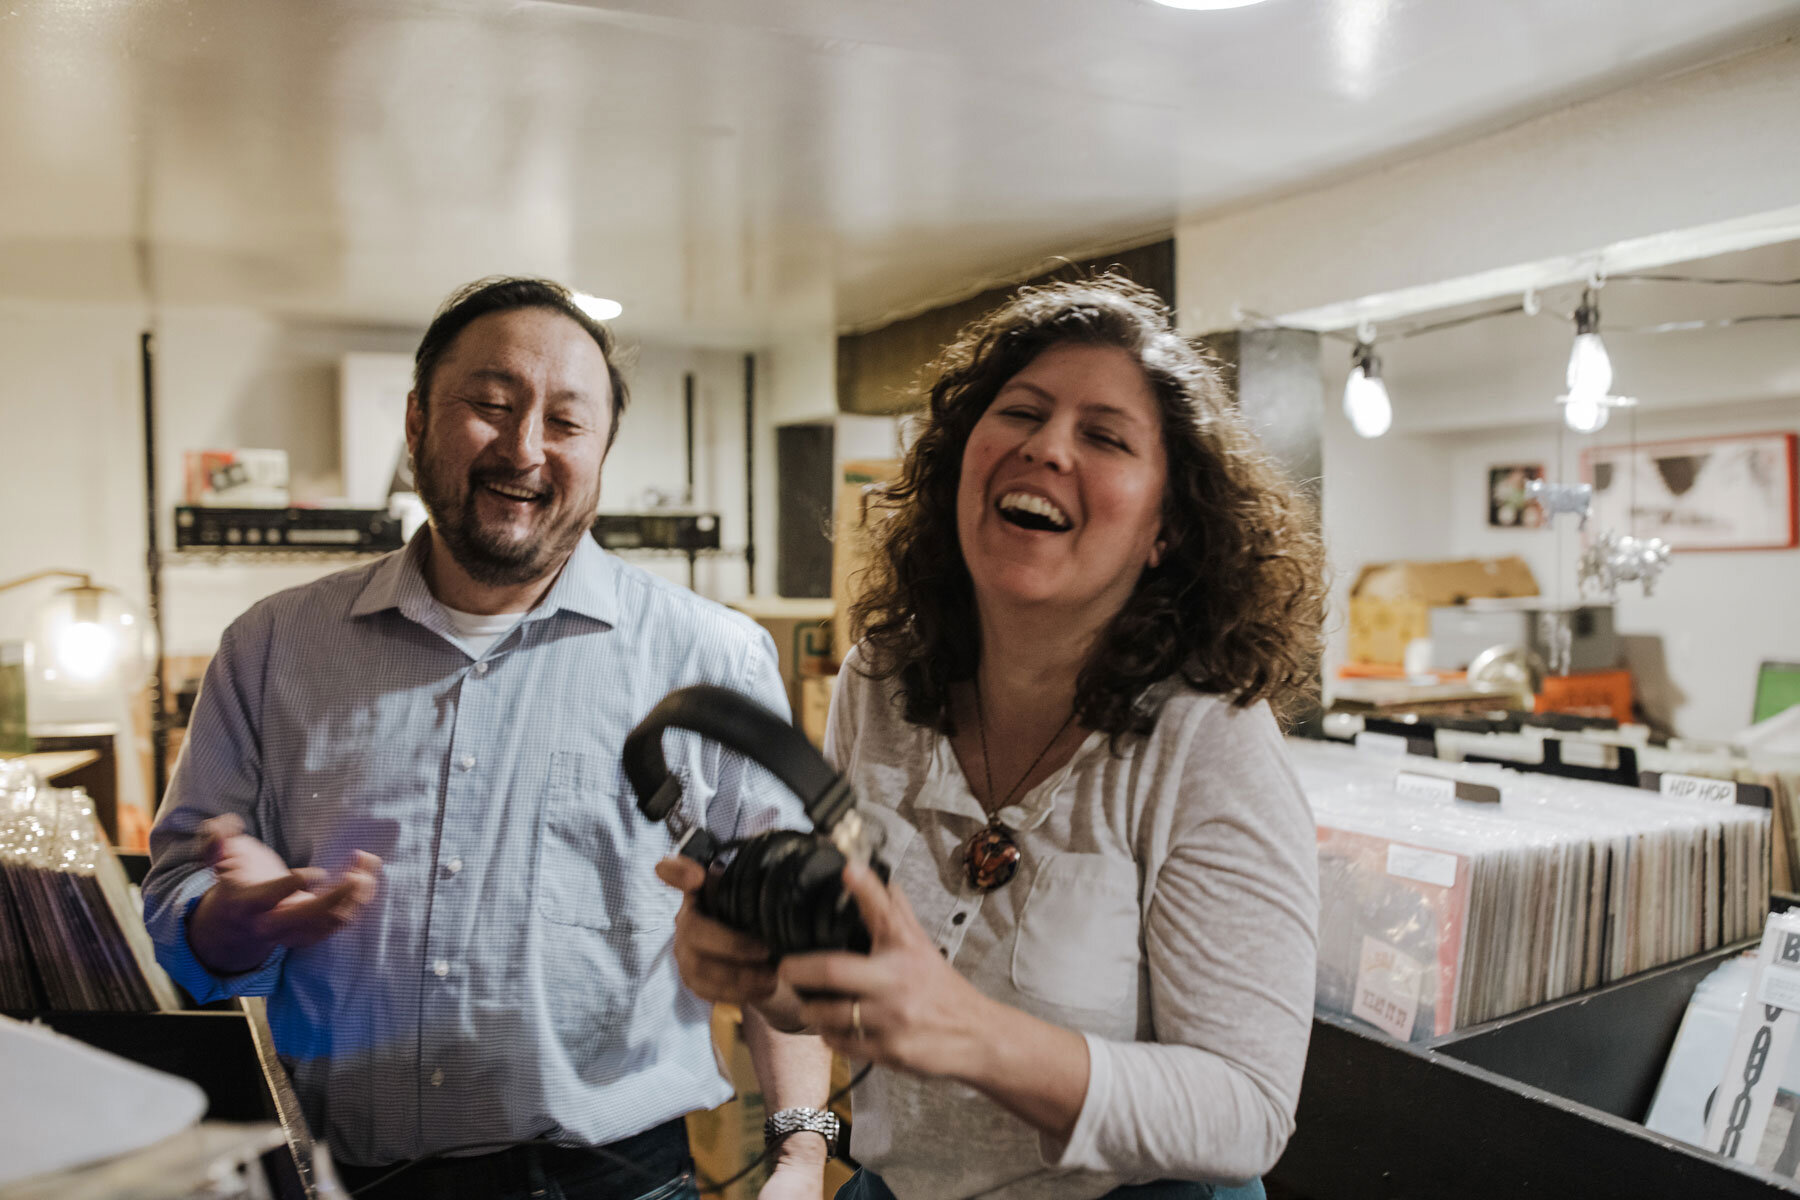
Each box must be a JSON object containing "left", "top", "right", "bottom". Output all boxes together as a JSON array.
[{"left": 406, "top": 307, "right": 613, "bottom": 586}]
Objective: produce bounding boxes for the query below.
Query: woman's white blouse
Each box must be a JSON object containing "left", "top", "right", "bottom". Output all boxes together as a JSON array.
[{"left": 826, "top": 647, "right": 1319, "bottom": 1200}]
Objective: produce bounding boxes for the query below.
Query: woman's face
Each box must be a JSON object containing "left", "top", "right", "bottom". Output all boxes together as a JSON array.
[{"left": 956, "top": 342, "right": 1169, "bottom": 621}]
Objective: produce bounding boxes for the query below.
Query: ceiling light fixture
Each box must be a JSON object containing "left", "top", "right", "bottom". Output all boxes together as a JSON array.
[
  {"left": 1556, "top": 286, "right": 1635, "bottom": 433},
  {"left": 573, "top": 292, "right": 623, "bottom": 322},
  {"left": 1343, "top": 340, "right": 1392, "bottom": 439}
]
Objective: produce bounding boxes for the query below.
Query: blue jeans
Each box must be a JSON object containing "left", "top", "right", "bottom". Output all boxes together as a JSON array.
[{"left": 834, "top": 1168, "right": 1267, "bottom": 1200}]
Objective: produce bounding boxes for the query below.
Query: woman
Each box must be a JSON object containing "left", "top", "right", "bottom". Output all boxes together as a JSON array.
[{"left": 664, "top": 277, "right": 1324, "bottom": 1200}]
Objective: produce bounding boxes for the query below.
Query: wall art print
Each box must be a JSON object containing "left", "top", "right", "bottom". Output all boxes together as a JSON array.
[
  {"left": 1487, "top": 463, "right": 1546, "bottom": 528},
  {"left": 1581, "top": 432, "right": 1798, "bottom": 552}
]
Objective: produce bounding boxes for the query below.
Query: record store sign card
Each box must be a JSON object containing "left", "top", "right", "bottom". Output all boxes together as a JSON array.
[
  {"left": 1354, "top": 935, "right": 1424, "bottom": 1041},
  {"left": 1758, "top": 927, "right": 1800, "bottom": 1012}
]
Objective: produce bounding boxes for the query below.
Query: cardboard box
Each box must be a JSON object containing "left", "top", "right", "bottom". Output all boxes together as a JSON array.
[
  {"left": 182, "top": 449, "right": 290, "bottom": 507},
  {"left": 1348, "top": 557, "right": 1538, "bottom": 667},
  {"left": 729, "top": 598, "right": 835, "bottom": 722},
  {"left": 831, "top": 459, "right": 902, "bottom": 663},
  {"left": 801, "top": 674, "right": 837, "bottom": 750}
]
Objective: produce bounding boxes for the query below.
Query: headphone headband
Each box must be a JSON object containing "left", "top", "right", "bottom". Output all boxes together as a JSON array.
[{"left": 623, "top": 684, "right": 853, "bottom": 832}]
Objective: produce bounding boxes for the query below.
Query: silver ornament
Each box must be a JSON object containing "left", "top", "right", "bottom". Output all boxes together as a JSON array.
[
  {"left": 1578, "top": 529, "right": 1672, "bottom": 600},
  {"left": 1525, "top": 478, "right": 1593, "bottom": 528}
]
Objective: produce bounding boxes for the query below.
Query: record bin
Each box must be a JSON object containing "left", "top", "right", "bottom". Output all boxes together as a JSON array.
[{"left": 1272, "top": 942, "right": 1800, "bottom": 1199}]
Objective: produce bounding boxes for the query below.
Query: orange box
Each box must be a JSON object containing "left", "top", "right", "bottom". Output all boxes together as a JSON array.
[{"left": 1535, "top": 669, "right": 1633, "bottom": 722}]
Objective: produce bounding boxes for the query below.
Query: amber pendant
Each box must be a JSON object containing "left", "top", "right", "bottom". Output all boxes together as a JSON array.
[{"left": 963, "top": 823, "right": 1021, "bottom": 892}]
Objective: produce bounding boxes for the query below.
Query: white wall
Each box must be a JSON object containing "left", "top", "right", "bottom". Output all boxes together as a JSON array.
[{"left": 0, "top": 300, "right": 151, "bottom": 645}]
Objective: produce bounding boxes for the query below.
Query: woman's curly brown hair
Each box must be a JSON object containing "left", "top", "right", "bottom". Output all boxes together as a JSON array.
[{"left": 849, "top": 275, "right": 1325, "bottom": 739}]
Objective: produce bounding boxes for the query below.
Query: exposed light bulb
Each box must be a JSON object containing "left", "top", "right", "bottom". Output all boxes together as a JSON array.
[
  {"left": 53, "top": 621, "right": 117, "bottom": 682},
  {"left": 572, "top": 292, "right": 623, "bottom": 322},
  {"left": 1559, "top": 287, "right": 1614, "bottom": 433},
  {"left": 1343, "top": 343, "right": 1392, "bottom": 438},
  {"left": 1565, "top": 287, "right": 1612, "bottom": 397},
  {"left": 1566, "top": 332, "right": 1612, "bottom": 398},
  {"left": 1562, "top": 392, "right": 1610, "bottom": 434}
]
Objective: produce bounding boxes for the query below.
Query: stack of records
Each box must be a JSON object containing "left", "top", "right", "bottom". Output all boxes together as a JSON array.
[
  {"left": 1427, "top": 724, "right": 1800, "bottom": 892},
  {"left": 1637, "top": 746, "right": 1800, "bottom": 895},
  {"left": 1289, "top": 737, "right": 1769, "bottom": 1042},
  {"left": 0, "top": 769, "right": 181, "bottom": 1012}
]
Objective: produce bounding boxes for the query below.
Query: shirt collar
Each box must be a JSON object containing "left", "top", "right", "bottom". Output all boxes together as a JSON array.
[
  {"left": 528, "top": 532, "right": 619, "bottom": 626},
  {"left": 350, "top": 528, "right": 619, "bottom": 633}
]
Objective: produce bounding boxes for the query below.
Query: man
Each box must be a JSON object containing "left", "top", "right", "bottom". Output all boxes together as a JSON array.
[{"left": 144, "top": 277, "right": 832, "bottom": 1200}]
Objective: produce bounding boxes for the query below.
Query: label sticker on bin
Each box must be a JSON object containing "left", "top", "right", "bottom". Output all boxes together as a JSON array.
[
  {"left": 1354, "top": 936, "right": 1423, "bottom": 1041},
  {"left": 1395, "top": 770, "right": 1503, "bottom": 805},
  {"left": 1659, "top": 773, "right": 1738, "bottom": 806},
  {"left": 1386, "top": 843, "right": 1458, "bottom": 888}
]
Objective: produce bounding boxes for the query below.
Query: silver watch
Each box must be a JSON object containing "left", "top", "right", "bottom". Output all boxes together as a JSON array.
[{"left": 763, "top": 1106, "right": 843, "bottom": 1156}]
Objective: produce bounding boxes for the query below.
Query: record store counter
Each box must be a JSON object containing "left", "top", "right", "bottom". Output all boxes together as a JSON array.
[{"left": 1272, "top": 943, "right": 1799, "bottom": 1200}]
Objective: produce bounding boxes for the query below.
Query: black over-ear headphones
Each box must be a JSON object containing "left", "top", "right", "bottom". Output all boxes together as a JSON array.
[{"left": 623, "top": 684, "right": 888, "bottom": 958}]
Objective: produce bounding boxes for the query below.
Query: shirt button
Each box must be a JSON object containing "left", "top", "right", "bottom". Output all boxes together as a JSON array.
[
  {"left": 473, "top": 661, "right": 489, "bottom": 676},
  {"left": 951, "top": 912, "right": 966, "bottom": 926},
  {"left": 430, "top": 1068, "right": 445, "bottom": 1087},
  {"left": 432, "top": 959, "right": 450, "bottom": 978},
  {"left": 445, "top": 857, "right": 464, "bottom": 876},
  {"left": 458, "top": 753, "right": 476, "bottom": 771}
]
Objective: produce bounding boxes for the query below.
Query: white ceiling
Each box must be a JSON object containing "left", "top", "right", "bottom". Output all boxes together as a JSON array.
[{"left": 2, "top": 0, "right": 1798, "bottom": 344}]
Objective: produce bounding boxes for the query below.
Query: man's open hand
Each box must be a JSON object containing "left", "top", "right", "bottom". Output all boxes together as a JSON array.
[{"left": 187, "top": 814, "right": 382, "bottom": 974}]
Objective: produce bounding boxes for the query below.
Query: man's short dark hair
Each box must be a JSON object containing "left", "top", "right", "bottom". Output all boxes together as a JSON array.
[{"left": 413, "top": 276, "right": 629, "bottom": 446}]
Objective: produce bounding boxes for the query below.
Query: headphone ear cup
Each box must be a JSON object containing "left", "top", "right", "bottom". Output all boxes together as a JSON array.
[
  {"left": 698, "top": 863, "right": 731, "bottom": 927},
  {"left": 754, "top": 832, "right": 811, "bottom": 957},
  {"left": 725, "top": 839, "right": 765, "bottom": 933},
  {"left": 778, "top": 838, "right": 827, "bottom": 956},
  {"left": 793, "top": 844, "right": 847, "bottom": 953}
]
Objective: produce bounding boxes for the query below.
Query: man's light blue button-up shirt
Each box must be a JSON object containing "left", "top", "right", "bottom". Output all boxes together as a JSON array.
[{"left": 143, "top": 533, "right": 799, "bottom": 1167}]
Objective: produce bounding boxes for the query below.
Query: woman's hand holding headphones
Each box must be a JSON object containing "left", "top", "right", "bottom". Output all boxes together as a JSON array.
[
  {"left": 657, "top": 855, "right": 808, "bottom": 1032},
  {"left": 779, "top": 863, "right": 998, "bottom": 1079}
]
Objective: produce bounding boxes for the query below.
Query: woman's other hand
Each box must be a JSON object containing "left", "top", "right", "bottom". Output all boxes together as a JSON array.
[
  {"left": 656, "top": 855, "right": 807, "bottom": 1031},
  {"left": 780, "top": 863, "right": 998, "bottom": 1079}
]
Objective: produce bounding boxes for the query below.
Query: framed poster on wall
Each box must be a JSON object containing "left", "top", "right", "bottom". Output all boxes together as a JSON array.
[
  {"left": 1487, "top": 463, "right": 1545, "bottom": 528},
  {"left": 1581, "top": 431, "right": 1798, "bottom": 551}
]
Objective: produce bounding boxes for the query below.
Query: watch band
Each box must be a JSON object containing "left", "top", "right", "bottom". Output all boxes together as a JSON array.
[{"left": 763, "top": 1106, "right": 844, "bottom": 1157}]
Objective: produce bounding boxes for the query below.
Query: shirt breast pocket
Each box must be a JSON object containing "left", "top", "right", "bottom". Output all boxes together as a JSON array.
[
  {"left": 535, "top": 750, "right": 681, "bottom": 932},
  {"left": 1011, "top": 852, "right": 1142, "bottom": 1012}
]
